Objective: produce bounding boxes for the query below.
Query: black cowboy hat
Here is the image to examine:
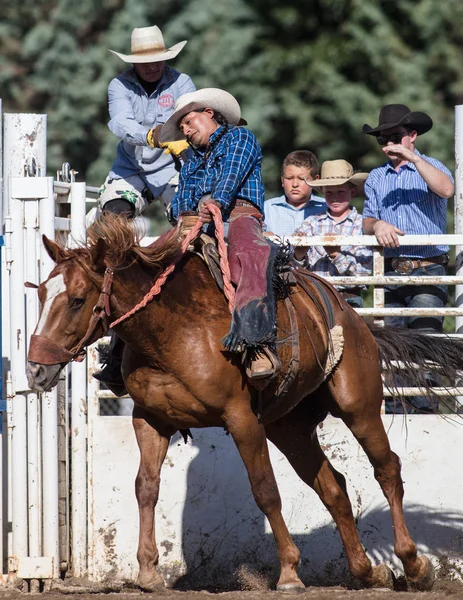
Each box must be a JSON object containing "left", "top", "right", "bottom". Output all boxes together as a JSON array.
[{"left": 362, "top": 104, "right": 433, "bottom": 136}]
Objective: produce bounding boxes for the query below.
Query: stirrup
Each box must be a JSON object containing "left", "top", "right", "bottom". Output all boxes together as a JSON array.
[{"left": 246, "top": 348, "right": 281, "bottom": 381}]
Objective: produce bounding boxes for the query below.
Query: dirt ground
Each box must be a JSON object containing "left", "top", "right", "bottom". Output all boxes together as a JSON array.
[{"left": 1, "top": 577, "right": 463, "bottom": 600}]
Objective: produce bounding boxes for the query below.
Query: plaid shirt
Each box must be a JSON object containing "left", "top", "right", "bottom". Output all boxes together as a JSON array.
[
  {"left": 172, "top": 126, "right": 264, "bottom": 219},
  {"left": 295, "top": 207, "right": 372, "bottom": 290}
]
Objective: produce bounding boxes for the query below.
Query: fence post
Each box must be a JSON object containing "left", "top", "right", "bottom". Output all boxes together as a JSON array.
[
  {"left": 4, "top": 114, "right": 60, "bottom": 579},
  {"left": 69, "top": 181, "right": 88, "bottom": 576},
  {"left": 4, "top": 114, "right": 47, "bottom": 574},
  {"left": 455, "top": 105, "right": 463, "bottom": 333}
]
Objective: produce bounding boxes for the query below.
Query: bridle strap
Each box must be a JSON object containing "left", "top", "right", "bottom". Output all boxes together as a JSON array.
[{"left": 27, "top": 267, "right": 114, "bottom": 365}]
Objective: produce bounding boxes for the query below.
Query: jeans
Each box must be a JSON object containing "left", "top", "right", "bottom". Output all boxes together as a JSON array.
[
  {"left": 384, "top": 263, "right": 448, "bottom": 332},
  {"left": 383, "top": 263, "right": 448, "bottom": 413}
]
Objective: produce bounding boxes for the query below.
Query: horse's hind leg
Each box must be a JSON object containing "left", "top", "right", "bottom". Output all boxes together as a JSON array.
[
  {"left": 226, "top": 411, "right": 305, "bottom": 591},
  {"left": 335, "top": 386, "right": 435, "bottom": 590},
  {"left": 132, "top": 406, "right": 173, "bottom": 590},
  {"left": 266, "top": 406, "right": 394, "bottom": 589}
]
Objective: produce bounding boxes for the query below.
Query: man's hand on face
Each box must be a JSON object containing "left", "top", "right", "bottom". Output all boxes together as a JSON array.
[
  {"left": 373, "top": 220, "right": 404, "bottom": 248},
  {"left": 198, "top": 199, "right": 222, "bottom": 223},
  {"left": 382, "top": 143, "right": 416, "bottom": 163}
]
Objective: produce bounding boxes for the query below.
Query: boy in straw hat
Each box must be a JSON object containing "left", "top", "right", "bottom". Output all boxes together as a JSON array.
[
  {"left": 98, "top": 25, "right": 195, "bottom": 220},
  {"left": 158, "top": 87, "right": 281, "bottom": 384},
  {"left": 293, "top": 160, "right": 372, "bottom": 308}
]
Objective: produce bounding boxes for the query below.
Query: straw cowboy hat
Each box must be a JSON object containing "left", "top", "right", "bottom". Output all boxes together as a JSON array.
[
  {"left": 159, "top": 88, "right": 242, "bottom": 143},
  {"left": 309, "top": 160, "right": 368, "bottom": 196},
  {"left": 362, "top": 104, "right": 433, "bottom": 136},
  {"left": 109, "top": 26, "right": 187, "bottom": 64}
]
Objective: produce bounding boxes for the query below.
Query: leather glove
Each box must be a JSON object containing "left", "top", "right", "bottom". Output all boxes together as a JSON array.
[{"left": 160, "top": 140, "right": 190, "bottom": 157}]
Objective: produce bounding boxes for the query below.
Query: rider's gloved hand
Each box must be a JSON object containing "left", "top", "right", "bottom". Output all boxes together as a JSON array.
[{"left": 160, "top": 140, "right": 190, "bottom": 157}]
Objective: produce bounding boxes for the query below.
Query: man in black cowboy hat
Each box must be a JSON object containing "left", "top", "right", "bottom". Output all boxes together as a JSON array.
[{"left": 362, "top": 104, "right": 454, "bottom": 412}]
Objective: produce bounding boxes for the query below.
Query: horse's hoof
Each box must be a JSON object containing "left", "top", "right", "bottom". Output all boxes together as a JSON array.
[
  {"left": 407, "top": 555, "right": 435, "bottom": 591},
  {"left": 276, "top": 582, "right": 306, "bottom": 593},
  {"left": 136, "top": 572, "right": 165, "bottom": 591},
  {"left": 366, "top": 563, "right": 395, "bottom": 589}
]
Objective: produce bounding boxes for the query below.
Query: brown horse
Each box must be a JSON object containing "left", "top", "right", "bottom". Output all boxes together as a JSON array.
[{"left": 26, "top": 216, "right": 461, "bottom": 591}]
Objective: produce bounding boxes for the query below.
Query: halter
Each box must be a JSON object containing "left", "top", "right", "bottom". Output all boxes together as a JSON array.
[{"left": 28, "top": 268, "right": 114, "bottom": 366}]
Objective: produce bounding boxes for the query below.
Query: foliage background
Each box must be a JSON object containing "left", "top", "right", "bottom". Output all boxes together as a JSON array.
[
  {"left": 2, "top": 0, "right": 463, "bottom": 202},
  {"left": 2, "top": 0, "right": 462, "bottom": 329}
]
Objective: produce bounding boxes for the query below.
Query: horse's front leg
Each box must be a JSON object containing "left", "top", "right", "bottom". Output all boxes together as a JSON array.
[
  {"left": 132, "top": 406, "right": 173, "bottom": 590},
  {"left": 226, "top": 409, "right": 304, "bottom": 591}
]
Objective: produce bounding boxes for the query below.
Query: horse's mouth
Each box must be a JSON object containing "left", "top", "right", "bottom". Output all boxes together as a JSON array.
[{"left": 26, "top": 362, "right": 64, "bottom": 392}]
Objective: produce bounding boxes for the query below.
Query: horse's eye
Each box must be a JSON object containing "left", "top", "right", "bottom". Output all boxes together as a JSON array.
[{"left": 70, "top": 298, "right": 85, "bottom": 309}]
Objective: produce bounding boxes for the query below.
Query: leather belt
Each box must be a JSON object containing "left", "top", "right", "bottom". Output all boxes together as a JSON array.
[
  {"left": 385, "top": 254, "right": 449, "bottom": 275},
  {"left": 235, "top": 199, "right": 257, "bottom": 209}
]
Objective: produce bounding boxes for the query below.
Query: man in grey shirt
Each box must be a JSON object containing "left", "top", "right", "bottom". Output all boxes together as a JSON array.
[{"left": 99, "top": 25, "right": 196, "bottom": 218}]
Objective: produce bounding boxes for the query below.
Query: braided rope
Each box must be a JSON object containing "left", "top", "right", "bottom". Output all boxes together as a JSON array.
[
  {"left": 208, "top": 203, "right": 235, "bottom": 313},
  {"left": 110, "top": 204, "right": 235, "bottom": 328}
]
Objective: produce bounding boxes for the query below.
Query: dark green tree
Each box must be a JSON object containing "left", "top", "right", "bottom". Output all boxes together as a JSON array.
[{"left": 2, "top": 0, "right": 463, "bottom": 201}]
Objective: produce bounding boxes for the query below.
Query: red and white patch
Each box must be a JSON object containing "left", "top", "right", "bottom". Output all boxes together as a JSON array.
[{"left": 158, "top": 94, "right": 174, "bottom": 109}]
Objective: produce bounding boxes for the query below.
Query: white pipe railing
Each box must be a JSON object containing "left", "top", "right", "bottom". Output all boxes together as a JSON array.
[
  {"left": 69, "top": 182, "right": 88, "bottom": 577},
  {"left": 267, "top": 233, "right": 463, "bottom": 318}
]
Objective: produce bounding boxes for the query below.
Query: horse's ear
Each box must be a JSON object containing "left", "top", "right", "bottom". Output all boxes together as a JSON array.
[
  {"left": 25, "top": 281, "right": 39, "bottom": 289},
  {"left": 42, "top": 235, "right": 65, "bottom": 263},
  {"left": 91, "top": 237, "right": 108, "bottom": 273}
]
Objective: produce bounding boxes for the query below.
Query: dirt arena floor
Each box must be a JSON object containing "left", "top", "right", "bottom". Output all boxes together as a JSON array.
[
  {"left": 1, "top": 586, "right": 463, "bottom": 600},
  {"left": 1, "top": 577, "right": 463, "bottom": 599}
]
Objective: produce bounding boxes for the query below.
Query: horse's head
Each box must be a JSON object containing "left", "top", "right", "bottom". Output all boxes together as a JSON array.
[{"left": 27, "top": 234, "right": 109, "bottom": 392}]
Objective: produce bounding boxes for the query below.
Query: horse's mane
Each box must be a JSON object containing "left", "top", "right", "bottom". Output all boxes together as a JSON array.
[{"left": 81, "top": 214, "right": 183, "bottom": 271}]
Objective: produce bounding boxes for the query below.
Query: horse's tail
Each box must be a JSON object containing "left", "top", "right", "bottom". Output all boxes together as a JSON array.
[{"left": 367, "top": 323, "right": 463, "bottom": 402}]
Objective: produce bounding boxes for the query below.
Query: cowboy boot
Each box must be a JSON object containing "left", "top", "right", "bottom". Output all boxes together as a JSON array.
[
  {"left": 246, "top": 347, "right": 281, "bottom": 382},
  {"left": 93, "top": 333, "right": 127, "bottom": 397}
]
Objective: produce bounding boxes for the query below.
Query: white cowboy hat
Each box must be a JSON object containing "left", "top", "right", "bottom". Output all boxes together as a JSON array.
[
  {"left": 109, "top": 26, "right": 187, "bottom": 64},
  {"left": 159, "top": 88, "right": 242, "bottom": 143},
  {"left": 309, "top": 160, "right": 369, "bottom": 197}
]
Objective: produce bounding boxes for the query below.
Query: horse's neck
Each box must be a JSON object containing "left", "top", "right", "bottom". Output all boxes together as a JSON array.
[
  {"left": 111, "top": 264, "right": 160, "bottom": 316},
  {"left": 112, "top": 255, "right": 228, "bottom": 325}
]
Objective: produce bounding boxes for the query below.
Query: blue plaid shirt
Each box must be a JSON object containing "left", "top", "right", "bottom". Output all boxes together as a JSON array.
[
  {"left": 363, "top": 149, "right": 453, "bottom": 258},
  {"left": 172, "top": 126, "right": 264, "bottom": 219}
]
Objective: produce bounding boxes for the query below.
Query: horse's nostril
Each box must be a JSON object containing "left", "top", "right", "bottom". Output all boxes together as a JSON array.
[{"left": 27, "top": 362, "right": 46, "bottom": 387}]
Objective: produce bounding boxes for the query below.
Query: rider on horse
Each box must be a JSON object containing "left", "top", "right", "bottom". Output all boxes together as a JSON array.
[
  {"left": 95, "top": 87, "right": 281, "bottom": 392},
  {"left": 159, "top": 87, "right": 280, "bottom": 383}
]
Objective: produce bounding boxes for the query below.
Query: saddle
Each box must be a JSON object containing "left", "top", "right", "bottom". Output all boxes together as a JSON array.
[
  {"left": 193, "top": 235, "right": 345, "bottom": 420},
  {"left": 192, "top": 233, "right": 225, "bottom": 292}
]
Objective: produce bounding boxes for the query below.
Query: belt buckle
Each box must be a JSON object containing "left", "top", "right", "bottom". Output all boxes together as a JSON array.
[{"left": 391, "top": 257, "right": 414, "bottom": 275}]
